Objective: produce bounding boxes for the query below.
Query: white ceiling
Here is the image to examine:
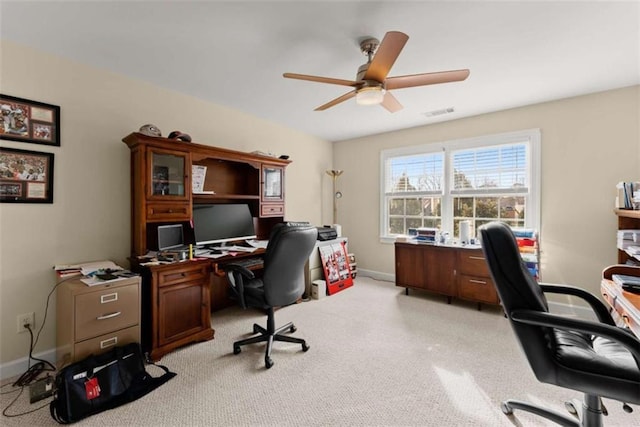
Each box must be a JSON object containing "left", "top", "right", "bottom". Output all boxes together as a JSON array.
[{"left": 1, "top": 1, "right": 639, "bottom": 142}]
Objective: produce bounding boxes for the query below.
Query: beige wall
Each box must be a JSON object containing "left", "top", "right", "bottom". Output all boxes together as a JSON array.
[
  {"left": 2, "top": 38, "right": 638, "bottom": 372},
  {"left": 334, "top": 85, "right": 640, "bottom": 298},
  {"left": 0, "top": 40, "right": 334, "bottom": 366}
]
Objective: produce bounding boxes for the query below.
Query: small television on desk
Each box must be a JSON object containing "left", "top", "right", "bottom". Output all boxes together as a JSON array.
[{"left": 192, "top": 203, "right": 256, "bottom": 246}]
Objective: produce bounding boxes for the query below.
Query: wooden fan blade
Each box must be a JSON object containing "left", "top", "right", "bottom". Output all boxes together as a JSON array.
[
  {"left": 283, "top": 73, "right": 359, "bottom": 87},
  {"left": 381, "top": 91, "right": 403, "bottom": 113},
  {"left": 314, "top": 90, "right": 356, "bottom": 111},
  {"left": 385, "top": 69, "right": 470, "bottom": 90},
  {"left": 363, "top": 31, "right": 409, "bottom": 82}
]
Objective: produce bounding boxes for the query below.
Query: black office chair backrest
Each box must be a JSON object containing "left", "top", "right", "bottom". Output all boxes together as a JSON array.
[
  {"left": 262, "top": 223, "right": 318, "bottom": 307},
  {"left": 479, "top": 221, "right": 557, "bottom": 377},
  {"left": 479, "top": 221, "right": 548, "bottom": 313}
]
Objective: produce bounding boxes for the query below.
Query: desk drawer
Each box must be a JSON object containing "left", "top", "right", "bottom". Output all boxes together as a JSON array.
[
  {"left": 620, "top": 307, "right": 639, "bottom": 334},
  {"left": 458, "top": 274, "right": 499, "bottom": 304},
  {"left": 75, "top": 284, "right": 139, "bottom": 341},
  {"left": 457, "top": 250, "right": 491, "bottom": 277},
  {"left": 261, "top": 204, "right": 284, "bottom": 217},
  {"left": 146, "top": 202, "right": 190, "bottom": 221},
  {"left": 74, "top": 325, "right": 140, "bottom": 361},
  {"left": 157, "top": 263, "right": 209, "bottom": 287}
]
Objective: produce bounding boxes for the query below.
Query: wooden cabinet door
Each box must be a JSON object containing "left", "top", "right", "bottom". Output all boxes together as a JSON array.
[
  {"left": 422, "top": 245, "right": 456, "bottom": 296},
  {"left": 157, "top": 279, "right": 210, "bottom": 346},
  {"left": 261, "top": 165, "right": 284, "bottom": 203},
  {"left": 395, "top": 243, "right": 426, "bottom": 289},
  {"left": 147, "top": 148, "right": 190, "bottom": 201}
]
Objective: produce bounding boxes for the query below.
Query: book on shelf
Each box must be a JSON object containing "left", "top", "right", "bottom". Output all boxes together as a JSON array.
[
  {"left": 192, "top": 165, "right": 207, "bottom": 193},
  {"left": 611, "top": 274, "right": 640, "bottom": 290}
]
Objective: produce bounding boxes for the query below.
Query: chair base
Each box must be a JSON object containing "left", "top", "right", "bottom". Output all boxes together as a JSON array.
[
  {"left": 232, "top": 308, "right": 309, "bottom": 369},
  {"left": 501, "top": 394, "right": 605, "bottom": 427}
]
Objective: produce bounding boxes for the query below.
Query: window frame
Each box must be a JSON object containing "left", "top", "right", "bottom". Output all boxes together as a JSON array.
[{"left": 380, "top": 129, "right": 541, "bottom": 243}]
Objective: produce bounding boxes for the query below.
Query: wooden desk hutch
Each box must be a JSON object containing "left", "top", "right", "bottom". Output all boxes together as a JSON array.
[{"left": 123, "top": 132, "right": 290, "bottom": 360}]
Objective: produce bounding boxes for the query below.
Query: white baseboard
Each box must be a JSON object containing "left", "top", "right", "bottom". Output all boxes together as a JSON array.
[
  {"left": 0, "top": 348, "right": 57, "bottom": 382},
  {"left": 358, "top": 268, "right": 597, "bottom": 320},
  {"left": 358, "top": 268, "right": 394, "bottom": 283}
]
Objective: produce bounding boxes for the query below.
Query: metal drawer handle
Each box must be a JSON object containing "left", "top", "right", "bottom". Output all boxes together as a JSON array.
[
  {"left": 469, "top": 256, "right": 485, "bottom": 260},
  {"left": 469, "top": 279, "right": 487, "bottom": 285},
  {"left": 97, "top": 311, "right": 122, "bottom": 320},
  {"left": 100, "top": 337, "right": 118, "bottom": 349},
  {"left": 101, "top": 293, "right": 118, "bottom": 303}
]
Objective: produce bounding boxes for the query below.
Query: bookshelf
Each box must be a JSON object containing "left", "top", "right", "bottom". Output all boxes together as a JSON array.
[{"left": 615, "top": 209, "right": 640, "bottom": 264}]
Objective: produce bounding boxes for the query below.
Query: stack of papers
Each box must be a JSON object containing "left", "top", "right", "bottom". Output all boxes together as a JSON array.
[{"left": 54, "top": 260, "right": 136, "bottom": 286}]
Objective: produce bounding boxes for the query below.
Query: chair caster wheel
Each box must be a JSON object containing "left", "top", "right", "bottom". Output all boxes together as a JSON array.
[
  {"left": 289, "top": 325, "right": 297, "bottom": 333},
  {"left": 564, "top": 401, "right": 577, "bottom": 415},
  {"left": 265, "top": 357, "right": 273, "bottom": 369},
  {"left": 233, "top": 346, "right": 241, "bottom": 355},
  {"left": 501, "top": 402, "right": 513, "bottom": 415},
  {"left": 302, "top": 343, "right": 310, "bottom": 352}
]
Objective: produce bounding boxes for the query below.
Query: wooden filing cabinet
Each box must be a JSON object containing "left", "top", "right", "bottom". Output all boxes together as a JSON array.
[{"left": 56, "top": 276, "right": 141, "bottom": 366}]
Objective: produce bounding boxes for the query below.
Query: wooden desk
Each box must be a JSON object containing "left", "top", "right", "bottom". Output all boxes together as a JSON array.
[{"left": 601, "top": 265, "right": 640, "bottom": 337}]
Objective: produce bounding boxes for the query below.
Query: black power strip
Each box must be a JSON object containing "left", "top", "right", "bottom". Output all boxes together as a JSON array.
[{"left": 29, "top": 376, "right": 55, "bottom": 403}]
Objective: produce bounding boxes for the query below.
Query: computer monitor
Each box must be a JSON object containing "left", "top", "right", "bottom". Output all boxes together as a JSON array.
[
  {"left": 157, "top": 224, "right": 184, "bottom": 250},
  {"left": 192, "top": 203, "right": 256, "bottom": 246}
]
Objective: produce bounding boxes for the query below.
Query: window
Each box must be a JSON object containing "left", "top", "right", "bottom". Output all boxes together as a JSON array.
[{"left": 380, "top": 129, "right": 540, "bottom": 242}]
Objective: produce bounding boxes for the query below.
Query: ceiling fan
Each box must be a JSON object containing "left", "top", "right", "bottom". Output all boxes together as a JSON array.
[{"left": 283, "top": 31, "right": 470, "bottom": 112}]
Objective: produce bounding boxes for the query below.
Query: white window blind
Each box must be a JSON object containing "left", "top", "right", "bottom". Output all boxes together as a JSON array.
[{"left": 380, "top": 129, "right": 540, "bottom": 242}]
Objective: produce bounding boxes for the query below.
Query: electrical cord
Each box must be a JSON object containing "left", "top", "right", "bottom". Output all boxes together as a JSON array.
[
  {"left": 12, "top": 325, "right": 55, "bottom": 387},
  {"left": 1, "top": 276, "right": 75, "bottom": 418}
]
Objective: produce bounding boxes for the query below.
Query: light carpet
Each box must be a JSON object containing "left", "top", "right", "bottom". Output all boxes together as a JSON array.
[{"left": 1, "top": 277, "right": 636, "bottom": 426}]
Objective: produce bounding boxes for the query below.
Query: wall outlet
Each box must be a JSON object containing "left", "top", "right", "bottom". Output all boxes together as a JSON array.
[{"left": 17, "top": 312, "right": 35, "bottom": 333}]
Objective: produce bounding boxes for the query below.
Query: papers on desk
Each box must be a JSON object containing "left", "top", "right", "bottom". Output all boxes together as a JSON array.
[
  {"left": 55, "top": 260, "right": 137, "bottom": 286},
  {"left": 54, "top": 260, "right": 123, "bottom": 279},
  {"left": 197, "top": 252, "right": 228, "bottom": 259},
  {"left": 612, "top": 274, "right": 640, "bottom": 288},
  {"left": 195, "top": 245, "right": 258, "bottom": 258},
  {"left": 246, "top": 239, "right": 269, "bottom": 249}
]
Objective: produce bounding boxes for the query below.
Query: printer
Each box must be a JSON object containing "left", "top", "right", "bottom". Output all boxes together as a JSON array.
[{"left": 316, "top": 226, "right": 338, "bottom": 241}]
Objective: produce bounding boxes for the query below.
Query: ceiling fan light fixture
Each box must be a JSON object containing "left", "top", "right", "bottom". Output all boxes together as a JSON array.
[{"left": 356, "top": 86, "right": 385, "bottom": 106}]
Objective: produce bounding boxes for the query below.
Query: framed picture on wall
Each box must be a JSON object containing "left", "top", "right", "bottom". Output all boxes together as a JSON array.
[
  {"left": 0, "top": 94, "right": 60, "bottom": 146},
  {"left": 0, "top": 146, "right": 54, "bottom": 203}
]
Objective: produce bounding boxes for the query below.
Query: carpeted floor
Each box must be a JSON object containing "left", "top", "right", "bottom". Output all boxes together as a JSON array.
[{"left": 1, "top": 277, "right": 636, "bottom": 426}]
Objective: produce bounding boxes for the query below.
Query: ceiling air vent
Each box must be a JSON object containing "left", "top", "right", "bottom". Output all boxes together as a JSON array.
[{"left": 423, "top": 107, "right": 455, "bottom": 117}]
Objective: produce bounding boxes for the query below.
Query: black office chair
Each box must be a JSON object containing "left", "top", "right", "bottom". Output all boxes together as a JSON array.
[
  {"left": 224, "top": 222, "right": 318, "bottom": 368},
  {"left": 479, "top": 221, "right": 640, "bottom": 427}
]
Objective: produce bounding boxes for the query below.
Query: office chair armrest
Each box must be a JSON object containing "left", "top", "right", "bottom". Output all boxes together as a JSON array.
[
  {"left": 222, "top": 263, "right": 255, "bottom": 279},
  {"left": 511, "top": 309, "right": 640, "bottom": 366},
  {"left": 222, "top": 264, "right": 255, "bottom": 310},
  {"left": 539, "top": 283, "right": 616, "bottom": 326}
]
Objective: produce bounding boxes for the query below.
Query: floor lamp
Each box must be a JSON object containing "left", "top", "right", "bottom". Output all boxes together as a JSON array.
[{"left": 326, "top": 170, "right": 343, "bottom": 224}]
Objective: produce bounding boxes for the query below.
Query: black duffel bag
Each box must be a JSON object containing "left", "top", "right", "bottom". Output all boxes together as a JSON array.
[{"left": 50, "top": 342, "right": 176, "bottom": 424}]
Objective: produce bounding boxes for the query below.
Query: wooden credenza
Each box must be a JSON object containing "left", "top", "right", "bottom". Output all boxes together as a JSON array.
[{"left": 395, "top": 242, "right": 499, "bottom": 308}]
